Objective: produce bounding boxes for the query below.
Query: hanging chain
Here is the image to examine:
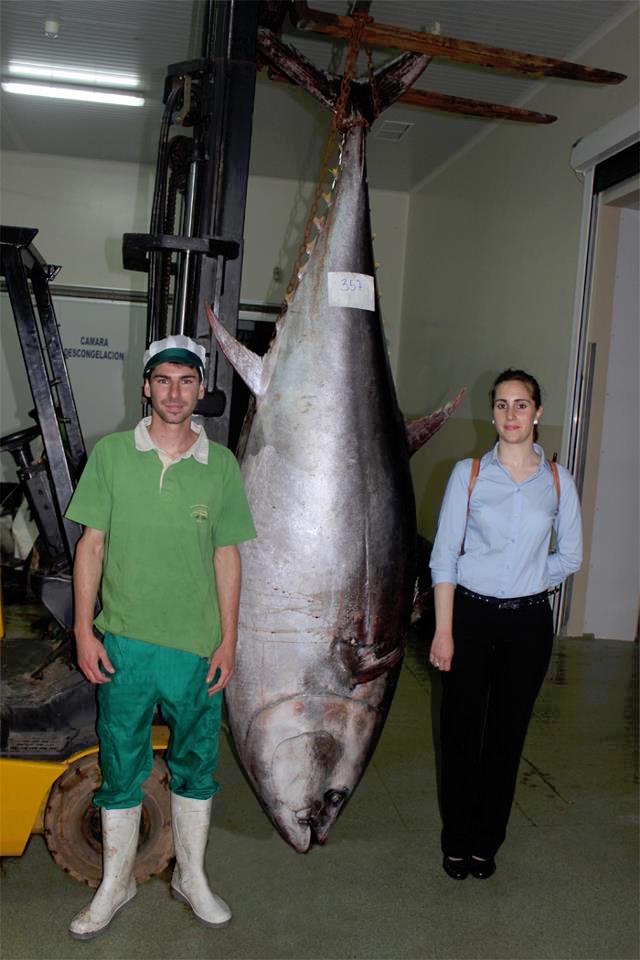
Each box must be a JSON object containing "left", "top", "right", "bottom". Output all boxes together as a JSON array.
[
  {"left": 283, "top": 13, "right": 373, "bottom": 305},
  {"left": 333, "top": 12, "right": 370, "bottom": 131}
]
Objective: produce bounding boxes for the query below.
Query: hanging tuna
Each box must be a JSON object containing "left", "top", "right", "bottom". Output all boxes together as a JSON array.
[{"left": 207, "top": 33, "right": 462, "bottom": 852}]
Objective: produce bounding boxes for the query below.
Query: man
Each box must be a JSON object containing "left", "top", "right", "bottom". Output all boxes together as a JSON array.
[{"left": 65, "top": 334, "right": 256, "bottom": 939}]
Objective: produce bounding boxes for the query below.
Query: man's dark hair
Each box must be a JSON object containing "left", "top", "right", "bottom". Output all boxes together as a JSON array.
[{"left": 144, "top": 359, "right": 203, "bottom": 384}]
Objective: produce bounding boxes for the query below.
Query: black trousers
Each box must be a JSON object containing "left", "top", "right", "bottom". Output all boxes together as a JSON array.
[{"left": 439, "top": 589, "right": 553, "bottom": 859}]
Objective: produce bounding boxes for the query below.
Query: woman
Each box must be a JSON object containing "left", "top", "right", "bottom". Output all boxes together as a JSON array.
[{"left": 429, "top": 369, "right": 582, "bottom": 880}]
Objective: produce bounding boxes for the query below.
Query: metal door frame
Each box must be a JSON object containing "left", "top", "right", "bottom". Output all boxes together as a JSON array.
[{"left": 555, "top": 107, "right": 639, "bottom": 632}]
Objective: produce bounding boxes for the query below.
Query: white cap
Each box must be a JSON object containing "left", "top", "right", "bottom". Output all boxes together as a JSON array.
[{"left": 143, "top": 334, "right": 206, "bottom": 378}]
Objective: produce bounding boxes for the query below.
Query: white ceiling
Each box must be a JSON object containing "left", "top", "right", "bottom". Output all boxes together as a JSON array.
[{"left": 0, "top": 0, "right": 633, "bottom": 192}]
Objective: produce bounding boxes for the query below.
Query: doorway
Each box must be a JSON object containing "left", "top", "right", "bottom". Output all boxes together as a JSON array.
[
  {"left": 561, "top": 109, "right": 639, "bottom": 640},
  {"left": 566, "top": 179, "right": 639, "bottom": 640}
]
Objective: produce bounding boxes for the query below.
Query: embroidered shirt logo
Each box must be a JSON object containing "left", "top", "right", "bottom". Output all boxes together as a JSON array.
[{"left": 190, "top": 504, "right": 209, "bottom": 523}]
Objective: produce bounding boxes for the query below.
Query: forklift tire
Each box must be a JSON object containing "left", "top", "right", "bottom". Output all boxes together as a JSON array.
[{"left": 43, "top": 753, "right": 174, "bottom": 888}]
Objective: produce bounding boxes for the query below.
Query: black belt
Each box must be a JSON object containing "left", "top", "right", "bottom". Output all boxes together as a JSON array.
[{"left": 457, "top": 585, "right": 549, "bottom": 611}]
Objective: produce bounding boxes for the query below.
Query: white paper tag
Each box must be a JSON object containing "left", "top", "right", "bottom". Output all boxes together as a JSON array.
[{"left": 327, "top": 272, "right": 375, "bottom": 312}]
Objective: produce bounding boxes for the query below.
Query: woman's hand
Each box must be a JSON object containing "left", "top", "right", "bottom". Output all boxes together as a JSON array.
[
  {"left": 430, "top": 630, "right": 454, "bottom": 672},
  {"left": 431, "top": 583, "right": 456, "bottom": 672}
]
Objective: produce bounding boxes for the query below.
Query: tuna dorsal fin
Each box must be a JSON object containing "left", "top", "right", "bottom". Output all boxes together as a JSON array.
[
  {"left": 405, "top": 387, "right": 465, "bottom": 456},
  {"left": 205, "top": 303, "right": 265, "bottom": 398}
]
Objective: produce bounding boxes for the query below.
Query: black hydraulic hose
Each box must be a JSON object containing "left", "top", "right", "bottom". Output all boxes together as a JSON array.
[
  {"left": 147, "top": 85, "right": 181, "bottom": 344},
  {"left": 201, "top": 0, "right": 215, "bottom": 60}
]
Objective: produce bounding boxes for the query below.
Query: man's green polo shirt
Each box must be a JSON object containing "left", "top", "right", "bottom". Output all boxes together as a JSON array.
[{"left": 66, "top": 422, "right": 256, "bottom": 658}]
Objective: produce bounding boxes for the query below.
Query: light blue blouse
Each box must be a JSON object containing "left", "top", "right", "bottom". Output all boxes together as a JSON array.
[{"left": 429, "top": 444, "right": 583, "bottom": 599}]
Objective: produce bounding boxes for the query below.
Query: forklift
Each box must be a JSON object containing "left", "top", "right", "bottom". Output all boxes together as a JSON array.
[{"left": 0, "top": 0, "right": 259, "bottom": 886}]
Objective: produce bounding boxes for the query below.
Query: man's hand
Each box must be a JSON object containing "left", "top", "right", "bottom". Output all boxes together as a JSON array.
[
  {"left": 206, "top": 641, "right": 235, "bottom": 695},
  {"left": 75, "top": 629, "right": 115, "bottom": 684},
  {"left": 207, "top": 544, "right": 242, "bottom": 695},
  {"left": 72, "top": 527, "right": 109, "bottom": 683}
]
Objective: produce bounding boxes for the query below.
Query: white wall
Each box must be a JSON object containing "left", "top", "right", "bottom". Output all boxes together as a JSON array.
[
  {"left": 0, "top": 152, "right": 154, "bottom": 291},
  {"left": 396, "top": 6, "right": 640, "bottom": 536},
  {"left": 0, "top": 152, "right": 409, "bottom": 367}
]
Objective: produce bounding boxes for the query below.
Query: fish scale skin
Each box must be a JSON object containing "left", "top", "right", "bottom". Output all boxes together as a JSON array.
[{"left": 225, "top": 126, "right": 416, "bottom": 852}]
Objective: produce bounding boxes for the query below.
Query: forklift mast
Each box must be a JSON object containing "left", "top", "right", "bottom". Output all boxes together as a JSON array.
[
  {"left": 123, "top": 0, "right": 259, "bottom": 446},
  {"left": 0, "top": 225, "right": 85, "bottom": 628}
]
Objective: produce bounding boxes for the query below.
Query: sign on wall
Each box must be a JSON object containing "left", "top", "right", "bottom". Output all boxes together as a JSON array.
[{"left": 1, "top": 294, "right": 147, "bottom": 482}]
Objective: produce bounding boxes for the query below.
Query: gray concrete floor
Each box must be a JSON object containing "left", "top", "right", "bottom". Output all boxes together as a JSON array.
[{"left": 1, "top": 629, "right": 637, "bottom": 960}]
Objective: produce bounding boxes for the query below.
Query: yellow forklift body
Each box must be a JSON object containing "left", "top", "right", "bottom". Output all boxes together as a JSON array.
[
  {"left": 0, "top": 757, "right": 67, "bottom": 855},
  {"left": 0, "top": 725, "right": 169, "bottom": 856}
]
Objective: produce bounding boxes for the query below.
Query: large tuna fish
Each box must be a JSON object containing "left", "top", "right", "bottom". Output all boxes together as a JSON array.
[{"left": 208, "top": 39, "right": 461, "bottom": 852}]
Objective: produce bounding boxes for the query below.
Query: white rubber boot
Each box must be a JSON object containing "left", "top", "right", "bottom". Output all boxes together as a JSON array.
[
  {"left": 69, "top": 805, "right": 141, "bottom": 940},
  {"left": 170, "top": 793, "right": 231, "bottom": 928}
]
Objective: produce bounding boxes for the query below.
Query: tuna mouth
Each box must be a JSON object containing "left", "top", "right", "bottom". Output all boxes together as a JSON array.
[
  {"left": 295, "top": 806, "right": 314, "bottom": 826},
  {"left": 294, "top": 787, "right": 349, "bottom": 833},
  {"left": 294, "top": 791, "right": 346, "bottom": 826},
  {"left": 291, "top": 817, "right": 325, "bottom": 849},
  {"left": 292, "top": 824, "right": 340, "bottom": 848},
  {"left": 278, "top": 803, "right": 342, "bottom": 852},
  {"left": 273, "top": 810, "right": 312, "bottom": 853}
]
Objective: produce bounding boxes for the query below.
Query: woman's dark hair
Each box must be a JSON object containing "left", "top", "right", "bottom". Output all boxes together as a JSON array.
[
  {"left": 490, "top": 368, "right": 541, "bottom": 407},
  {"left": 490, "top": 368, "right": 542, "bottom": 440}
]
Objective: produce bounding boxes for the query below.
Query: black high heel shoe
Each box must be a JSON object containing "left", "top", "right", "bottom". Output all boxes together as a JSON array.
[
  {"left": 469, "top": 856, "right": 496, "bottom": 879},
  {"left": 442, "top": 856, "right": 470, "bottom": 880}
]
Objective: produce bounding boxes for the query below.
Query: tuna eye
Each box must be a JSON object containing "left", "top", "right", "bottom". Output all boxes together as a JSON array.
[{"left": 324, "top": 789, "right": 346, "bottom": 807}]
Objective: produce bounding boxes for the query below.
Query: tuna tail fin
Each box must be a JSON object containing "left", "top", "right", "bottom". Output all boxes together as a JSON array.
[
  {"left": 405, "top": 388, "right": 465, "bottom": 456},
  {"left": 257, "top": 28, "right": 339, "bottom": 112},
  {"left": 257, "top": 29, "right": 431, "bottom": 120},
  {"left": 205, "top": 303, "right": 266, "bottom": 398},
  {"left": 368, "top": 52, "right": 431, "bottom": 114}
]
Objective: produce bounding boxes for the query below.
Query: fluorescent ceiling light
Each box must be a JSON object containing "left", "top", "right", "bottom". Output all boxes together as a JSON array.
[
  {"left": 2, "top": 82, "right": 144, "bottom": 107},
  {"left": 9, "top": 61, "right": 139, "bottom": 88}
]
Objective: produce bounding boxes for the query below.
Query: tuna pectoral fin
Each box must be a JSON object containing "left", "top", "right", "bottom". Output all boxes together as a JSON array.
[
  {"left": 405, "top": 387, "right": 465, "bottom": 456},
  {"left": 410, "top": 589, "right": 432, "bottom": 626},
  {"left": 206, "top": 302, "right": 265, "bottom": 398},
  {"left": 352, "top": 646, "right": 404, "bottom": 686}
]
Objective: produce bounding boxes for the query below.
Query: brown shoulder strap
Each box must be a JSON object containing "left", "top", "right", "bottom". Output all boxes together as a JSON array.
[
  {"left": 550, "top": 459, "right": 561, "bottom": 505},
  {"left": 468, "top": 457, "right": 480, "bottom": 502},
  {"left": 460, "top": 458, "right": 480, "bottom": 556}
]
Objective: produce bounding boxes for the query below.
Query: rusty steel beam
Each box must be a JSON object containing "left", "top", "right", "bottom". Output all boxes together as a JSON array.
[
  {"left": 289, "top": 0, "right": 625, "bottom": 85},
  {"left": 263, "top": 62, "right": 557, "bottom": 124},
  {"left": 400, "top": 88, "right": 556, "bottom": 123}
]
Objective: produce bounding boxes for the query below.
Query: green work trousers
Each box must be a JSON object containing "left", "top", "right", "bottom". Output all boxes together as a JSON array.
[{"left": 94, "top": 633, "right": 222, "bottom": 809}]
